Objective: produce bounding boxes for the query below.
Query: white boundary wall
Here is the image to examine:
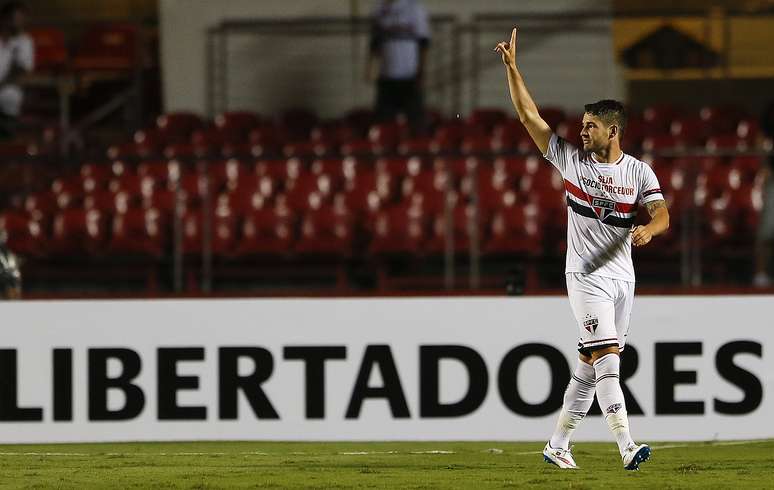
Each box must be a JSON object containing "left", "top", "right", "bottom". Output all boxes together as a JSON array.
[
  {"left": 0, "top": 296, "right": 770, "bottom": 443},
  {"left": 159, "top": 0, "right": 621, "bottom": 117}
]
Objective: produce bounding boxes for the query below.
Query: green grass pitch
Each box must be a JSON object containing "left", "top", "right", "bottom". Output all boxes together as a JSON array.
[{"left": 0, "top": 440, "right": 771, "bottom": 488}]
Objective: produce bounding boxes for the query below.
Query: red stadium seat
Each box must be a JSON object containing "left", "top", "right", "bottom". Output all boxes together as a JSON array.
[
  {"left": 24, "top": 190, "right": 58, "bottom": 220},
  {"left": 311, "top": 158, "right": 347, "bottom": 185},
  {"left": 375, "top": 156, "right": 419, "bottom": 180},
  {"left": 254, "top": 157, "right": 303, "bottom": 187},
  {"left": 467, "top": 108, "right": 507, "bottom": 131},
  {"left": 295, "top": 206, "right": 354, "bottom": 257},
  {"left": 234, "top": 208, "right": 295, "bottom": 257},
  {"left": 492, "top": 118, "right": 529, "bottom": 141},
  {"left": 214, "top": 111, "right": 262, "bottom": 134},
  {"left": 28, "top": 27, "right": 68, "bottom": 72},
  {"left": 107, "top": 139, "right": 160, "bottom": 160},
  {"left": 80, "top": 162, "right": 114, "bottom": 188},
  {"left": 493, "top": 156, "right": 529, "bottom": 176},
  {"left": 49, "top": 208, "right": 107, "bottom": 256},
  {"left": 310, "top": 124, "right": 357, "bottom": 147},
  {"left": 736, "top": 118, "right": 760, "bottom": 143},
  {"left": 51, "top": 177, "right": 84, "bottom": 210},
  {"left": 0, "top": 211, "right": 46, "bottom": 257},
  {"left": 109, "top": 174, "right": 155, "bottom": 200},
  {"left": 518, "top": 164, "right": 560, "bottom": 195},
  {"left": 539, "top": 107, "right": 566, "bottom": 130},
  {"left": 669, "top": 116, "right": 707, "bottom": 146},
  {"left": 207, "top": 158, "right": 248, "bottom": 193},
  {"left": 108, "top": 208, "right": 166, "bottom": 258},
  {"left": 212, "top": 205, "right": 240, "bottom": 257},
  {"left": 342, "top": 170, "right": 386, "bottom": 217},
  {"left": 156, "top": 112, "right": 205, "bottom": 143},
  {"left": 367, "top": 205, "right": 426, "bottom": 257},
  {"left": 699, "top": 105, "right": 745, "bottom": 134},
  {"left": 642, "top": 104, "right": 679, "bottom": 133},
  {"left": 483, "top": 205, "right": 543, "bottom": 256},
  {"left": 460, "top": 135, "right": 493, "bottom": 154},
  {"left": 179, "top": 204, "right": 241, "bottom": 258},
  {"left": 401, "top": 169, "right": 452, "bottom": 214},
  {"left": 282, "top": 141, "right": 331, "bottom": 159},
  {"left": 368, "top": 122, "right": 405, "bottom": 152},
  {"left": 621, "top": 116, "right": 646, "bottom": 150},
  {"left": 219, "top": 178, "right": 275, "bottom": 217},
  {"left": 340, "top": 138, "right": 377, "bottom": 157},
  {"left": 729, "top": 155, "right": 764, "bottom": 182},
  {"left": 72, "top": 24, "right": 140, "bottom": 71},
  {"left": 248, "top": 125, "right": 287, "bottom": 150},
  {"left": 731, "top": 184, "right": 763, "bottom": 235},
  {"left": 466, "top": 165, "right": 518, "bottom": 209},
  {"left": 705, "top": 134, "right": 749, "bottom": 153},
  {"left": 641, "top": 134, "right": 687, "bottom": 152},
  {"left": 424, "top": 204, "right": 487, "bottom": 255},
  {"left": 137, "top": 159, "right": 180, "bottom": 187},
  {"left": 283, "top": 172, "right": 320, "bottom": 211}
]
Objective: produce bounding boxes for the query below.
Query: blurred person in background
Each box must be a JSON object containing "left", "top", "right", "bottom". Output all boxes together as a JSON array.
[
  {"left": 0, "top": 230, "right": 20, "bottom": 299},
  {"left": 753, "top": 101, "right": 774, "bottom": 287},
  {"left": 0, "top": 1, "right": 32, "bottom": 140},
  {"left": 367, "top": 0, "right": 430, "bottom": 133}
]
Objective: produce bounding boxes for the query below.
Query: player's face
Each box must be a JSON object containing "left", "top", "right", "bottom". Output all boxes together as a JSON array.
[{"left": 580, "top": 113, "right": 611, "bottom": 153}]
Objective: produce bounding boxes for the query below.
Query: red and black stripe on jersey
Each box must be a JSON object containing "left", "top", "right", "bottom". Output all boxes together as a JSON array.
[{"left": 564, "top": 180, "right": 637, "bottom": 229}]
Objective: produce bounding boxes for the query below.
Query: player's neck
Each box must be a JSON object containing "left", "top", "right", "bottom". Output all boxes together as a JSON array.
[{"left": 592, "top": 145, "right": 623, "bottom": 165}]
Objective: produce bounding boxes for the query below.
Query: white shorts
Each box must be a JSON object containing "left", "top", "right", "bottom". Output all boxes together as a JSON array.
[{"left": 566, "top": 272, "right": 635, "bottom": 355}]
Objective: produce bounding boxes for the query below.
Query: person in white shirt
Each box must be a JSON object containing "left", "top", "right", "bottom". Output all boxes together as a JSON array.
[
  {"left": 495, "top": 28, "right": 670, "bottom": 471},
  {"left": 0, "top": 1, "right": 33, "bottom": 138},
  {"left": 367, "top": 0, "right": 430, "bottom": 132}
]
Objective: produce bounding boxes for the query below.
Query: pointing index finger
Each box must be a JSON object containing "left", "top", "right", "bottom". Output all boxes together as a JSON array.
[{"left": 510, "top": 27, "right": 518, "bottom": 46}]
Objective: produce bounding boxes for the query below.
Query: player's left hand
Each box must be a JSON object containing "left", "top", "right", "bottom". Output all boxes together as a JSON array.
[{"left": 631, "top": 225, "right": 653, "bottom": 247}]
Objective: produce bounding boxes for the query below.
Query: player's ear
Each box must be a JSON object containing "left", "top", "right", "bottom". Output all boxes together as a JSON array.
[{"left": 609, "top": 125, "right": 618, "bottom": 140}]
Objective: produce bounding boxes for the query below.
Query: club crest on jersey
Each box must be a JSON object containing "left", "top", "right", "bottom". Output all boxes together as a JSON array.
[
  {"left": 583, "top": 314, "right": 598, "bottom": 334},
  {"left": 591, "top": 197, "right": 616, "bottom": 221}
]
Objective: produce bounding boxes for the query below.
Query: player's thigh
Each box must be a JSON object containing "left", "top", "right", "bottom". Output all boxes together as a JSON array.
[{"left": 614, "top": 280, "right": 636, "bottom": 353}]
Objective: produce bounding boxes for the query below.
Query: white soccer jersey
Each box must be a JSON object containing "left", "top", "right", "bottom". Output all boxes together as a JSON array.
[{"left": 543, "top": 133, "right": 664, "bottom": 282}]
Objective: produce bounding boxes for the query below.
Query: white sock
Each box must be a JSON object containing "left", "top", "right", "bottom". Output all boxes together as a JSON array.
[
  {"left": 593, "top": 353, "right": 635, "bottom": 455},
  {"left": 549, "top": 360, "right": 596, "bottom": 450}
]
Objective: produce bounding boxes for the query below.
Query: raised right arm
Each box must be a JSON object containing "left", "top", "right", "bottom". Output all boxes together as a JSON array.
[{"left": 495, "top": 28, "right": 552, "bottom": 155}]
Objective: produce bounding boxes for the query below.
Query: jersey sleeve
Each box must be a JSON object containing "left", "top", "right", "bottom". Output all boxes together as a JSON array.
[
  {"left": 638, "top": 163, "right": 664, "bottom": 205},
  {"left": 542, "top": 133, "right": 577, "bottom": 175}
]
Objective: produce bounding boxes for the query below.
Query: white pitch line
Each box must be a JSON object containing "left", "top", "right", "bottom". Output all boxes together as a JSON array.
[
  {"left": 0, "top": 452, "right": 90, "bottom": 456},
  {"left": 338, "top": 451, "right": 398, "bottom": 455},
  {"left": 0, "top": 440, "right": 767, "bottom": 458},
  {"left": 410, "top": 450, "right": 455, "bottom": 454},
  {"left": 651, "top": 440, "right": 772, "bottom": 451},
  {"left": 710, "top": 440, "right": 771, "bottom": 447}
]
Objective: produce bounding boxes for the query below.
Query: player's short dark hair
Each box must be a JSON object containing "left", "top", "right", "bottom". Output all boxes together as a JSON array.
[{"left": 584, "top": 99, "right": 627, "bottom": 138}]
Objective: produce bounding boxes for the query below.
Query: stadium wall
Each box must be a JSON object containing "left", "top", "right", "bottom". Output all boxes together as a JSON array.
[
  {"left": 0, "top": 296, "right": 770, "bottom": 443},
  {"left": 159, "top": 0, "right": 622, "bottom": 117}
]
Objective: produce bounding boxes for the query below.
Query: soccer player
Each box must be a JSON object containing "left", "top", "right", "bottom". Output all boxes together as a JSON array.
[{"left": 495, "top": 28, "right": 669, "bottom": 470}]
